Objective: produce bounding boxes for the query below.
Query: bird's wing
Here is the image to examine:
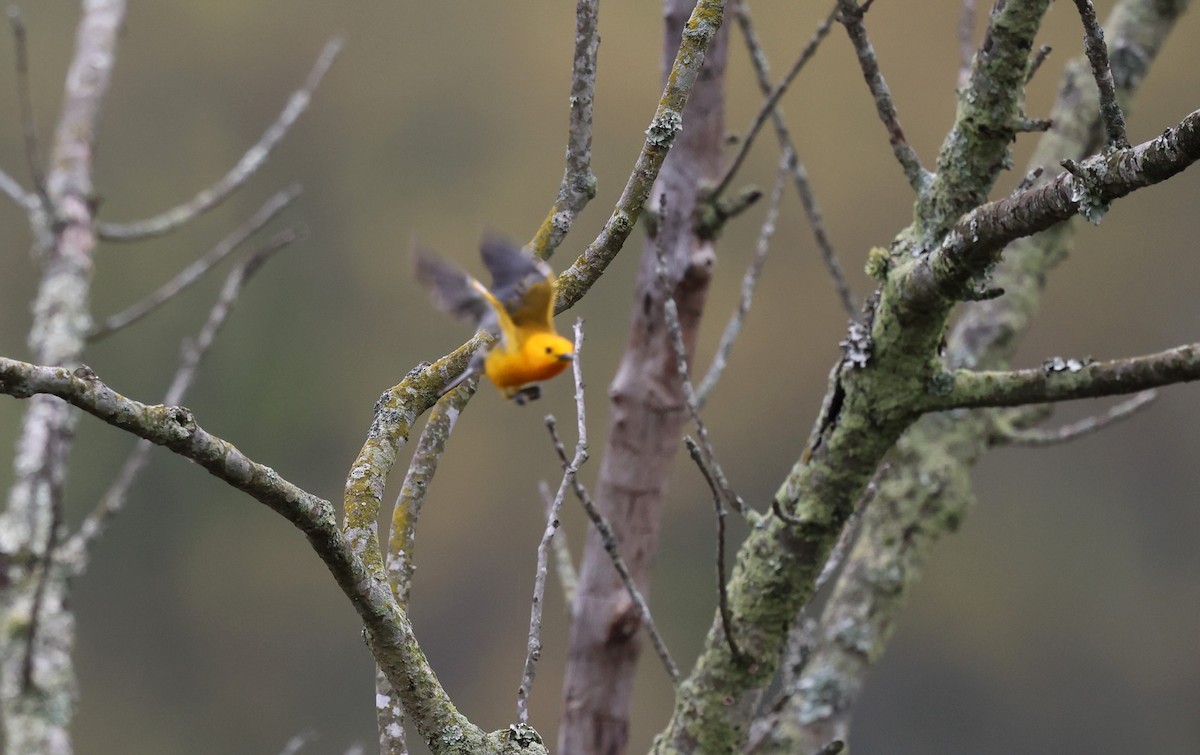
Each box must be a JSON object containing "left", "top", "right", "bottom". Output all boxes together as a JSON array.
[
  {"left": 412, "top": 243, "right": 499, "bottom": 334},
  {"left": 479, "top": 236, "right": 556, "bottom": 332}
]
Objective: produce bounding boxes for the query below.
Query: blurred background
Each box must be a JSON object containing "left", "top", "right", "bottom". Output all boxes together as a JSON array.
[{"left": 1, "top": 2, "right": 1198, "bottom": 753}]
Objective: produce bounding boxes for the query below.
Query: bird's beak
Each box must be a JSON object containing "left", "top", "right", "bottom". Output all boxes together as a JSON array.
[{"left": 558, "top": 353, "right": 574, "bottom": 362}]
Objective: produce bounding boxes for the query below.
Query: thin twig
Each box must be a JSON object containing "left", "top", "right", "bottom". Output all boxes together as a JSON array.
[
  {"left": 814, "top": 472, "right": 874, "bottom": 591},
  {"left": 97, "top": 37, "right": 340, "bottom": 241},
  {"left": 835, "top": 0, "right": 928, "bottom": 191},
  {"left": 711, "top": 4, "right": 836, "bottom": 201},
  {"left": 735, "top": 2, "right": 856, "bottom": 316},
  {"left": 63, "top": 227, "right": 303, "bottom": 562},
  {"left": 0, "top": 166, "right": 35, "bottom": 211},
  {"left": 539, "top": 479, "right": 578, "bottom": 606},
  {"left": 278, "top": 730, "right": 316, "bottom": 755},
  {"left": 518, "top": 321, "right": 587, "bottom": 724},
  {"left": 89, "top": 184, "right": 301, "bottom": 340},
  {"left": 7, "top": 6, "right": 50, "bottom": 214},
  {"left": 545, "top": 415, "right": 680, "bottom": 684},
  {"left": 684, "top": 436, "right": 739, "bottom": 659},
  {"left": 697, "top": 155, "right": 787, "bottom": 408},
  {"left": 655, "top": 228, "right": 760, "bottom": 525},
  {"left": 1070, "top": 0, "right": 1129, "bottom": 149},
  {"left": 530, "top": 0, "right": 600, "bottom": 259},
  {"left": 994, "top": 389, "right": 1156, "bottom": 447},
  {"left": 1026, "top": 44, "right": 1052, "bottom": 85},
  {"left": 956, "top": 0, "right": 978, "bottom": 91}
]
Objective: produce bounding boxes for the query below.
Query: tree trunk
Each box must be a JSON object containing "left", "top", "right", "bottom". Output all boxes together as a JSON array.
[{"left": 557, "top": 2, "right": 730, "bottom": 753}]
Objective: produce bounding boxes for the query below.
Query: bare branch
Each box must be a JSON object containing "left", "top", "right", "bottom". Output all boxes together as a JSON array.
[
  {"left": 1026, "top": 44, "right": 1052, "bottom": 85},
  {"left": 992, "top": 389, "right": 1156, "bottom": 447},
  {"left": 710, "top": 4, "right": 835, "bottom": 200},
  {"left": 697, "top": 155, "right": 786, "bottom": 407},
  {"left": 835, "top": 0, "right": 928, "bottom": 191},
  {"left": 96, "top": 37, "right": 341, "bottom": 241},
  {"left": 538, "top": 480, "right": 578, "bottom": 606},
  {"left": 63, "top": 227, "right": 302, "bottom": 564},
  {"left": 0, "top": 166, "right": 35, "bottom": 211},
  {"left": 955, "top": 0, "right": 978, "bottom": 90},
  {"left": 518, "top": 321, "right": 587, "bottom": 725},
  {"left": 1070, "top": 0, "right": 1129, "bottom": 149},
  {"left": 545, "top": 415, "right": 680, "bottom": 684},
  {"left": 278, "top": 730, "right": 316, "bottom": 755},
  {"left": 553, "top": 0, "right": 728, "bottom": 311},
  {"left": 530, "top": 0, "right": 600, "bottom": 259},
  {"left": 2, "top": 3, "right": 126, "bottom": 751},
  {"left": 89, "top": 185, "right": 301, "bottom": 340},
  {"left": 655, "top": 229, "right": 760, "bottom": 525},
  {"left": 735, "top": 1, "right": 856, "bottom": 316},
  {"left": 684, "top": 436, "right": 739, "bottom": 659},
  {"left": 7, "top": 7, "right": 50, "bottom": 214}
]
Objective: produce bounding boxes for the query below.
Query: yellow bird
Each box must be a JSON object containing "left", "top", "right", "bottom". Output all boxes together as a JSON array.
[{"left": 414, "top": 236, "right": 574, "bottom": 404}]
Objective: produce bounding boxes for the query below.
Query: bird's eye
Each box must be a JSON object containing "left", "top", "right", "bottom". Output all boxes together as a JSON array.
[{"left": 545, "top": 346, "right": 553, "bottom": 354}]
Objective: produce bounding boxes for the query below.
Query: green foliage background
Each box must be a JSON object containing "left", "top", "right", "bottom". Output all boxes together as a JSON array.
[{"left": 1, "top": 2, "right": 1198, "bottom": 753}]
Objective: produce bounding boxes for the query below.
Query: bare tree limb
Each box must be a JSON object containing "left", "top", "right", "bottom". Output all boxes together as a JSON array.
[
  {"left": 0, "top": 165, "right": 35, "bottom": 211},
  {"left": 991, "top": 389, "right": 1156, "bottom": 446},
  {"left": 1070, "top": 0, "right": 1129, "bottom": 149},
  {"left": 88, "top": 185, "right": 301, "bottom": 340},
  {"left": 1, "top": 3, "right": 126, "bottom": 753},
  {"left": 530, "top": 0, "right": 600, "bottom": 259},
  {"left": 956, "top": 0, "right": 978, "bottom": 90},
  {"left": 96, "top": 38, "right": 340, "bottom": 241},
  {"left": 1026, "top": 44, "right": 1052, "bottom": 84},
  {"left": 553, "top": 0, "right": 728, "bottom": 311},
  {"left": 538, "top": 480, "right": 578, "bottom": 606},
  {"left": 7, "top": 7, "right": 50, "bottom": 214},
  {"left": 684, "top": 436, "right": 739, "bottom": 659},
  {"left": 697, "top": 155, "right": 787, "bottom": 407},
  {"left": 518, "top": 322, "right": 587, "bottom": 725},
  {"left": 560, "top": 5, "right": 731, "bottom": 751},
  {"left": 915, "top": 0, "right": 1054, "bottom": 241},
  {"left": 835, "top": 0, "right": 928, "bottom": 191},
  {"left": 776, "top": 3, "right": 1193, "bottom": 749},
  {"left": 734, "top": 1, "right": 856, "bottom": 316},
  {"left": 545, "top": 414, "right": 680, "bottom": 686},
  {"left": 710, "top": 3, "right": 835, "bottom": 201},
  {"left": 62, "top": 227, "right": 303, "bottom": 565}
]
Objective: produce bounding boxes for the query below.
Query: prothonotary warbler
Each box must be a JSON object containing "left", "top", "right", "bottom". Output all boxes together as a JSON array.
[{"left": 414, "top": 236, "right": 574, "bottom": 404}]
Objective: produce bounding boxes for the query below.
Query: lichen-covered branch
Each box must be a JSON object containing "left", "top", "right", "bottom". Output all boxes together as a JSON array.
[
  {"left": 773, "top": 1, "right": 1190, "bottom": 750},
  {"left": 529, "top": 0, "right": 600, "bottom": 259},
  {"left": 553, "top": 0, "right": 728, "bottom": 310},
  {"left": 916, "top": 0, "right": 1053, "bottom": 240},
  {"left": 908, "top": 107, "right": 1200, "bottom": 314},
  {"left": 926, "top": 345, "right": 1200, "bottom": 411},
  {"left": 656, "top": 2, "right": 1198, "bottom": 750},
  {"left": 0, "top": 358, "right": 547, "bottom": 755}
]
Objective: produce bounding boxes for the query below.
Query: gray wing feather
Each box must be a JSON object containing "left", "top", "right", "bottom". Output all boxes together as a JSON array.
[
  {"left": 412, "top": 243, "right": 498, "bottom": 333},
  {"left": 479, "top": 235, "right": 553, "bottom": 311}
]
